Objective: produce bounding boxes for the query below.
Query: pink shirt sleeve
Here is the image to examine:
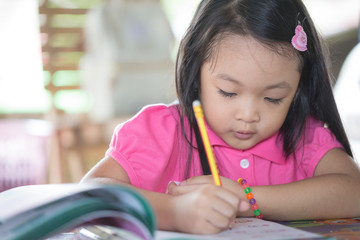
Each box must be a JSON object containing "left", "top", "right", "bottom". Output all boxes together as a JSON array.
[
  {"left": 296, "top": 118, "right": 344, "bottom": 178},
  {"left": 106, "top": 104, "right": 181, "bottom": 192}
]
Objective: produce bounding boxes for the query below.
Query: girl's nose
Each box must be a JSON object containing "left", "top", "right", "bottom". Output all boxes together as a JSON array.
[{"left": 235, "top": 98, "right": 260, "bottom": 123}]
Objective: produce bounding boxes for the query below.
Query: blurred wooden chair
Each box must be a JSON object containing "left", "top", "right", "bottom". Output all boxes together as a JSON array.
[{"left": 0, "top": 119, "right": 53, "bottom": 192}]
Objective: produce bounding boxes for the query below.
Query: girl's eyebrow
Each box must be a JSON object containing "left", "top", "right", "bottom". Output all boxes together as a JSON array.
[
  {"left": 265, "top": 81, "right": 292, "bottom": 90},
  {"left": 216, "top": 73, "right": 241, "bottom": 84},
  {"left": 216, "top": 73, "right": 292, "bottom": 90}
]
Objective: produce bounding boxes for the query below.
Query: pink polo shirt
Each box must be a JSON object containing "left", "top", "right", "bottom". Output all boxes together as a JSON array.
[{"left": 106, "top": 103, "right": 343, "bottom": 193}]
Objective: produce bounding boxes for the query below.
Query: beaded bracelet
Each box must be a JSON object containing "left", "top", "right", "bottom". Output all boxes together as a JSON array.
[{"left": 237, "top": 178, "right": 263, "bottom": 219}]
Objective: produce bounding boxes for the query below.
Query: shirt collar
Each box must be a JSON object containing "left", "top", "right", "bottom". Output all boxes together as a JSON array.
[{"left": 203, "top": 122, "right": 286, "bottom": 164}]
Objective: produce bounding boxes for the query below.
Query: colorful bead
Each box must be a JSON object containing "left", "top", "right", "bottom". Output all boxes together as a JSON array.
[
  {"left": 251, "top": 203, "right": 259, "bottom": 210},
  {"left": 246, "top": 193, "right": 253, "bottom": 199},
  {"left": 237, "top": 178, "right": 263, "bottom": 219},
  {"left": 254, "top": 209, "right": 261, "bottom": 216}
]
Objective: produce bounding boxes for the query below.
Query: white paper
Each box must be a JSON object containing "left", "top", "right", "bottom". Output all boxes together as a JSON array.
[{"left": 155, "top": 218, "right": 320, "bottom": 240}]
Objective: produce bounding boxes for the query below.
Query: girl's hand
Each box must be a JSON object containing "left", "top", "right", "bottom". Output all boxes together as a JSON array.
[
  {"left": 168, "top": 183, "right": 239, "bottom": 234},
  {"left": 168, "top": 175, "right": 250, "bottom": 216},
  {"left": 168, "top": 175, "right": 250, "bottom": 234},
  {"left": 169, "top": 175, "right": 243, "bottom": 197}
]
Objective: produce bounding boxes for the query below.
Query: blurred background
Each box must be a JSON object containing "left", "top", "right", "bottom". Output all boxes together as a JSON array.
[{"left": 0, "top": 0, "right": 359, "bottom": 191}]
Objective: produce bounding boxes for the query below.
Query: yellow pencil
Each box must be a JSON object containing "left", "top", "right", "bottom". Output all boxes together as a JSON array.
[{"left": 192, "top": 100, "right": 222, "bottom": 186}]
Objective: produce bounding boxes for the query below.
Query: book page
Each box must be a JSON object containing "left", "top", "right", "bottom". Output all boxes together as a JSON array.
[
  {"left": 0, "top": 184, "right": 96, "bottom": 220},
  {"left": 155, "top": 218, "right": 321, "bottom": 240}
]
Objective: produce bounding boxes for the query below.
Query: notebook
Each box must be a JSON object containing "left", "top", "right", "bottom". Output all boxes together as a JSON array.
[{"left": 0, "top": 183, "right": 155, "bottom": 240}]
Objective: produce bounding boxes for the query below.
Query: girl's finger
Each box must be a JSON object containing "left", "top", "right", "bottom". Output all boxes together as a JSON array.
[
  {"left": 168, "top": 182, "right": 206, "bottom": 195},
  {"left": 181, "top": 175, "right": 214, "bottom": 185},
  {"left": 211, "top": 196, "right": 238, "bottom": 219}
]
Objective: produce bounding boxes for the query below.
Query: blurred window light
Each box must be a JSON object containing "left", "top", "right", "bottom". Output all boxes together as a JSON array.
[
  {"left": 54, "top": 90, "right": 90, "bottom": 113},
  {"left": 51, "top": 14, "right": 86, "bottom": 28},
  {"left": 53, "top": 71, "right": 81, "bottom": 87},
  {"left": 303, "top": 0, "right": 360, "bottom": 37},
  {"left": 0, "top": 0, "right": 48, "bottom": 114},
  {"left": 46, "top": 0, "right": 102, "bottom": 9},
  {"left": 161, "top": 0, "right": 201, "bottom": 42}
]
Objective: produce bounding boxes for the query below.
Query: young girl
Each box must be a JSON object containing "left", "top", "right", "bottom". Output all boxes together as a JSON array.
[{"left": 81, "top": 0, "right": 360, "bottom": 235}]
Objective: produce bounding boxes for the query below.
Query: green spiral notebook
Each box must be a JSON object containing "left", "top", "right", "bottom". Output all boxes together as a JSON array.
[{"left": 0, "top": 183, "right": 155, "bottom": 240}]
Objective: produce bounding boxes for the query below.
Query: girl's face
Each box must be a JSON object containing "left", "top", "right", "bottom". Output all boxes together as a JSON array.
[{"left": 200, "top": 35, "right": 301, "bottom": 150}]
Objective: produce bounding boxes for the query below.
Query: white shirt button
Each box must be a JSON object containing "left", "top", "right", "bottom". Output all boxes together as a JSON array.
[{"left": 240, "top": 159, "right": 249, "bottom": 169}]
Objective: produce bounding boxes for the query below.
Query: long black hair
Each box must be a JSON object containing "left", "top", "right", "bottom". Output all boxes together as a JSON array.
[{"left": 175, "top": 0, "right": 353, "bottom": 175}]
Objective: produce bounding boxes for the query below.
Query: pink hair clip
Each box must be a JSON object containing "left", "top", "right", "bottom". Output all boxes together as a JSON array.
[{"left": 291, "top": 25, "right": 307, "bottom": 52}]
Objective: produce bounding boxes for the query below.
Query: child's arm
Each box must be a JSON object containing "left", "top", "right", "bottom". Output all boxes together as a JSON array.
[
  {"left": 256, "top": 148, "right": 360, "bottom": 220},
  {"left": 80, "top": 156, "right": 248, "bottom": 234},
  {"left": 170, "top": 148, "right": 360, "bottom": 220}
]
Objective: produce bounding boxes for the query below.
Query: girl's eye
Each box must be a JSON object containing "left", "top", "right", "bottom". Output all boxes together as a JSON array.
[
  {"left": 218, "top": 89, "right": 236, "bottom": 98},
  {"left": 265, "top": 97, "right": 284, "bottom": 105}
]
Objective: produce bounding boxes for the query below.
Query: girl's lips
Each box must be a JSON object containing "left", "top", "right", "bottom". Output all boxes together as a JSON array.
[{"left": 234, "top": 131, "right": 254, "bottom": 140}]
